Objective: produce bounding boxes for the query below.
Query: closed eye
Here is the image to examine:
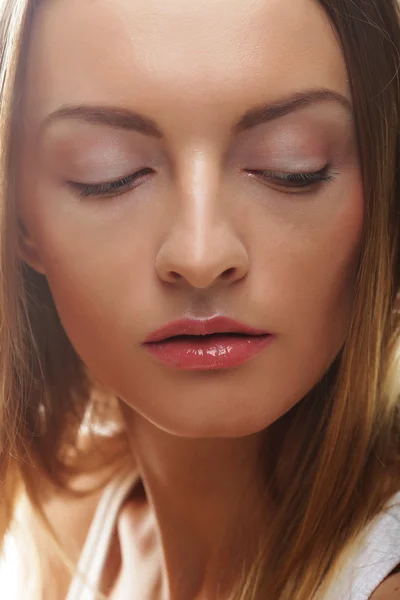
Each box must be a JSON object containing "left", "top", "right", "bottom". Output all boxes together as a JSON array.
[
  {"left": 68, "top": 164, "right": 335, "bottom": 199},
  {"left": 245, "top": 165, "right": 336, "bottom": 192},
  {"left": 68, "top": 167, "right": 154, "bottom": 199}
]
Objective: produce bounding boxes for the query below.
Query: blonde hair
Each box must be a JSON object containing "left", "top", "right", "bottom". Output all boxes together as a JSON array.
[{"left": 1, "top": 1, "right": 400, "bottom": 599}]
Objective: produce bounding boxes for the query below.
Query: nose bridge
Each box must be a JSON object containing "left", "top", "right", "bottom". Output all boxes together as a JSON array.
[
  {"left": 179, "top": 149, "right": 221, "bottom": 251},
  {"left": 155, "top": 149, "right": 249, "bottom": 289}
]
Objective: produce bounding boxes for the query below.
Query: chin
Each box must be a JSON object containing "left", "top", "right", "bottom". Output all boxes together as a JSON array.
[{"left": 121, "top": 391, "right": 301, "bottom": 440}]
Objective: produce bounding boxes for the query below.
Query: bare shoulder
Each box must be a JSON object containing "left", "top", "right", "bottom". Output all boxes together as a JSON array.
[{"left": 370, "top": 574, "right": 400, "bottom": 599}]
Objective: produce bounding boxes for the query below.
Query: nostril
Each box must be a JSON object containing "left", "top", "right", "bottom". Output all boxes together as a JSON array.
[
  {"left": 168, "top": 271, "right": 182, "bottom": 281},
  {"left": 222, "top": 267, "right": 236, "bottom": 279}
]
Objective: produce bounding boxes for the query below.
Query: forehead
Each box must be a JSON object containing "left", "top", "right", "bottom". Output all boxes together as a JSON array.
[{"left": 24, "top": 0, "right": 350, "bottom": 133}]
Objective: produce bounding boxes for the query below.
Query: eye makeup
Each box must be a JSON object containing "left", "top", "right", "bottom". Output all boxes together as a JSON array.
[
  {"left": 67, "top": 167, "right": 154, "bottom": 198},
  {"left": 245, "top": 164, "right": 336, "bottom": 193},
  {"left": 42, "top": 100, "right": 355, "bottom": 202}
]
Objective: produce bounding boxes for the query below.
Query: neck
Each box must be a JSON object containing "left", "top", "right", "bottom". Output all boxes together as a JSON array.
[{"left": 121, "top": 406, "right": 267, "bottom": 600}]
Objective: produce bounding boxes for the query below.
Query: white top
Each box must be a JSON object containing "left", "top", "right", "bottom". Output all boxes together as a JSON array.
[
  {"left": 324, "top": 492, "right": 400, "bottom": 600},
  {"left": 66, "top": 467, "right": 139, "bottom": 600},
  {"left": 64, "top": 473, "right": 400, "bottom": 600}
]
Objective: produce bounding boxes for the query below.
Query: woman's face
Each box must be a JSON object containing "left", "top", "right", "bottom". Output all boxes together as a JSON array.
[{"left": 17, "top": 0, "right": 363, "bottom": 437}]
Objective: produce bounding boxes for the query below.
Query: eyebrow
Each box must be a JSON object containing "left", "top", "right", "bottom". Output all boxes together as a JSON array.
[
  {"left": 40, "top": 88, "right": 352, "bottom": 138},
  {"left": 234, "top": 88, "right": 352, "bottom": 133}
]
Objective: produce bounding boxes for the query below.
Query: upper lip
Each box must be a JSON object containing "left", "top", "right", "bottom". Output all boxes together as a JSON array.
[{"left": 143, "top": 316, "right": 271, "bottom": 343}]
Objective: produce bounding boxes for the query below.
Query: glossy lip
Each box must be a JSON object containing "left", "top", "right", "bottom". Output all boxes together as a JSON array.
[
  {"left": 143, "top": 316, "right": 271, "bottom": 343},
  {"left": 142, "top": 316, "right": 274, "bottom": 371}
]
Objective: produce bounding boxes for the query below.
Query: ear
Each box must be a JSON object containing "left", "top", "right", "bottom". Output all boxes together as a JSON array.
[{"left": 17, "top": 218, "right": 46, "bottom": 275}]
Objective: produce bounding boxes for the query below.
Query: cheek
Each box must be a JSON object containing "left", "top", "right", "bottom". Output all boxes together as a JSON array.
[
  {"left": 17, "top": 180, "right": 159, "bottom": 365},
  {"left": 263, "top": 180, "right": 364, "bottom": 364},
  {"left": 32, "top": 220, "right": 157, "bottom": 349}
]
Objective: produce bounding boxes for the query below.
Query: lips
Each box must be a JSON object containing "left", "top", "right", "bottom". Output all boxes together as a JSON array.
[
  {"left": 143, "top": 316, "right": 271, "bottom": 343},
  {"left": 142, "top": 316, "right": 273, "bottom": 370}
]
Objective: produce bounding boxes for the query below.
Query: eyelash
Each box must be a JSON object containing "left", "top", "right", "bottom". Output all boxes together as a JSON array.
[
  {"left": 68, "top": 168, "right": 153, "bottom": 198},
  {"left": 68, "top": 165, "right": 334, "bottom": 199},
  {"left": 246, "top": 165, "right": 335, "bottom": 190}
]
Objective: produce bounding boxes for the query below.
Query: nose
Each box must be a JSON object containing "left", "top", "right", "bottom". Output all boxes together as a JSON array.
[{"left": 155, "top": 160, "right": 249, "bottom": 289}]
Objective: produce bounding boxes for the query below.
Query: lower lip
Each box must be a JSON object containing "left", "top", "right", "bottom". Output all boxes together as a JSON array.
[{"left": 143, "top": 334, "right": 273, "bottom": 370}]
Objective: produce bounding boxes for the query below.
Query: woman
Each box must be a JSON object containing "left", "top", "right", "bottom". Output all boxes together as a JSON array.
[{"left": 0, "top": 0, "right": 400, "bottom": 598}]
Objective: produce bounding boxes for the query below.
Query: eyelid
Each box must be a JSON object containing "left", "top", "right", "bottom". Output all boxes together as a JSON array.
[
  {"left": 67, "top": 163, "right": 335, "bottom": 200},
  {"left": 245, "top": 164, "right": 336, "bottom": 190},
  {"left": 68, "top": 167, "right": 153, "bottom": 198}
]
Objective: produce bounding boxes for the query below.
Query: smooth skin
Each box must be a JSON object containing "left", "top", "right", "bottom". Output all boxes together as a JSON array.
[{"left": 15, "top": 0, "right": 397, "bottom": 598}]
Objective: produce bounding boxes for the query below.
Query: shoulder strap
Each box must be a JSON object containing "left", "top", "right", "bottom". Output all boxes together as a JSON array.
[
  {"left": 323, "top": 492, "right": 400, "bottom": 600},
  {"left": 65, "top": 467, "right": 139, "bottom": 600}
]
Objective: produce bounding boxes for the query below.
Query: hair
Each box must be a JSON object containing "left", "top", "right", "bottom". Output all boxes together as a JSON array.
[{"left": 0, "top": 0, "right": 400, "bottom": 599}]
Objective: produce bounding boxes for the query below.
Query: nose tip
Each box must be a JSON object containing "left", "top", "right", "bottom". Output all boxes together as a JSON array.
[
  {"left": 166, "top": 264, "right": 245, "bottom": 288},
  {"left": 155, "top": 227, "right": 249, "bottom": 290}
]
